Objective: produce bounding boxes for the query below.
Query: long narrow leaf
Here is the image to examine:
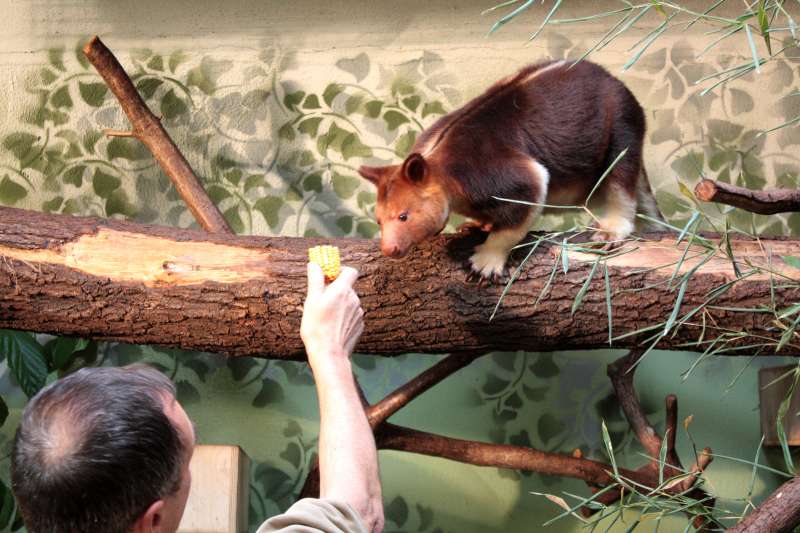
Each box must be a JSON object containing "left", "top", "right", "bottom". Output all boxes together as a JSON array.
[
  {"left": 757, "top": 0, "right": 773, "bottom": 55},
  {"left": 605, "top": 262, "right": 613, "bottom": 345},
  {"left": 664, "top": 278, "right": 688, "bottom": 336},
  {"left": 491, "top": 239, "right": 542, "bottom": 320},
  {"left": 744, "top": 23, "right": 762, "bottom": 73},
  {"left": 586, "top": 148, "right": 628, "bottom": 205},
  {"left": 572, "top": 259, "right": 599, "bottom": 315},
  {"left": 623, "top": 13, "right": 676, "bottom": 71},
  {"left": 534, "top": 250, "right": 561, "bottom": 309},
  {"left": 528, "top": 0, "right": 563, "bottom": 42},
  {"left": 487, "top": 0, "right": 535, "bottom": 34},
  {"left": 776, "top": 367, "right": 799, "bottom": 474},
  {"left": 601, "top": 420, "right": 619, "bottom": 478}
]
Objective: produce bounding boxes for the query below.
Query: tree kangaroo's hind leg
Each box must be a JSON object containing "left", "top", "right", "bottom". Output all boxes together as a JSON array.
[
  {"left": 589, "top": 183, "right": 637, "bottom": 245},
  {"left": 468, "top": 157, "right": 546, "bottom": 282}
]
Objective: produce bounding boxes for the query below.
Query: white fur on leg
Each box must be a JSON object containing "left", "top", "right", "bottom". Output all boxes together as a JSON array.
[
  {"left": 470, "top": 239, "right": 513, "bottom": 278},
  {"left": 470, "top": 211, "right": 538, "bottom": 279},
  {"left": 469, "top": 158, "right": 547, "bottom": 279},
  {"left": 590, "top": 185, "right": 637, "bottom": 244}
]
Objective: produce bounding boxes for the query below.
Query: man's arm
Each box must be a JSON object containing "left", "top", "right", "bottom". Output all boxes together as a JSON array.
[{"left": 301, "top": 264, "right": 384, "bottom": 533}]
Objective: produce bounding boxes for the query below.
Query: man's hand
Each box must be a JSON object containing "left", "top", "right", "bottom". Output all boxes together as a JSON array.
[{"left": 301, "top": 263, "right": 364, "bottom": 369}]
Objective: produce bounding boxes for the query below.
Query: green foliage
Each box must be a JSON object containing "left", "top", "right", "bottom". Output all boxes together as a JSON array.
[{"left": 0, "top": 330, "right": 48, "bottom": 398}]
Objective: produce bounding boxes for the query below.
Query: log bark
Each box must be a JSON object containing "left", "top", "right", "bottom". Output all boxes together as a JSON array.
[
  {"left": 2, "top": 206, "right": 800, "bottom": 359},
  {"left": 726, "top": 476, "right": 800, "bottom": 533}
]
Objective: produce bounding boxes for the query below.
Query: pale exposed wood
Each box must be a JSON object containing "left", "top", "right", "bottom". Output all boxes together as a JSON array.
[
  {"left": 570, "top": 240, "right": 800, "bottom": 281},
  {"left": 758, "top": 366, "right": 800, "bottom": 447},
  {"left": 0, "top": 228, "right": 273, "bottom": 287},
  {"left": 178, "top": 445, "right": 250, "bottom": 533}
]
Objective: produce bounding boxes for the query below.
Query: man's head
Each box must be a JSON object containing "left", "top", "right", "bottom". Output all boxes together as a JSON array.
[{"left": 11, "top": 365, "right": 196, "bottom": 533}]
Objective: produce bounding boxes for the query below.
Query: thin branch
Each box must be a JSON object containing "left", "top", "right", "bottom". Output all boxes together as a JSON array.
[
  {"left": 102, "top": 129, "right": 137, "bottom": 138},
  {"left": 366, "top": 353, "right": 482, "bottom": 427},
  {"left": 300, "top": 353, "right": 484, "bottom": 499},
  {"left": 375, "top": 422, "right": 650, "bottom": 487},
  {"left": 607, "top": 349, "right": 666, "bottom": 461},
  {"left": 695, "top": 179, "right": 800, "bottom": 215},
  {"left": 680, "top": 447, "right": 713, "bottom": 493},
  {"left": 83, "top": 36, "right": 231, "bottom": 234}
]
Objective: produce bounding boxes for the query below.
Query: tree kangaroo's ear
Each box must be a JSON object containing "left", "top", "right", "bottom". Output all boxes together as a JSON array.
[
  {"left": 402, "top": 153, "right": 428, "bottom": 183},
  {"left": 358, "top": 165, "right": 393, "bottom": 186}
]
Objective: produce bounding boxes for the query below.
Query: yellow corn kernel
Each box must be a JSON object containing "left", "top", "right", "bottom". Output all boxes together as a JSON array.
[{"left": 308, "top": 245, "right": 341, "bottom": 282}]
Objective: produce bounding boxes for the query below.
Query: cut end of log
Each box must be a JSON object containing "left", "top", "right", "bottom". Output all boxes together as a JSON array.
[
  {"left": 694, "top": 179, "right": 718, "bottom": 202},
  {"left": 82, "top": 35, "right": 102, "bottom": 58}
]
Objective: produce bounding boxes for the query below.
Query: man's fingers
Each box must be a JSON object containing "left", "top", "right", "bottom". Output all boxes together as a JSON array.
[
  {"left": 331, "top": 266, "right": 359, "bottom": 291},
  {"left": 307, "top": 262, "right": 325, "bottom": 297}
]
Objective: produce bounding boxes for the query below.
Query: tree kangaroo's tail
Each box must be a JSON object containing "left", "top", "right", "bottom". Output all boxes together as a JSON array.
[{"left": 636, "top": 167, "right": 666, "bottom": 229}]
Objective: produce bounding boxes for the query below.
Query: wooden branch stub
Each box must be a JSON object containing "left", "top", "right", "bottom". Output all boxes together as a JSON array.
[
  {"left": 694, "top": 179, "right": 800, "bottom": 215},
  {"left": 82, "top": 36, "right": 231, "bottom": 234}
]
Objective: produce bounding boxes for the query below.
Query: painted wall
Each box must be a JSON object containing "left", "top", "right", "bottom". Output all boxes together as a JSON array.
[{"left": 0, "top": 1, "right": 799, "bottom": 531}]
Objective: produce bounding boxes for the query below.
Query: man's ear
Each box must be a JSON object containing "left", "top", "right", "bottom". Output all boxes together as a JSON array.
[
  {"left": 132, "top": 499, "right": 165, "bottom": 533},
  {"left": 358, "top": 165, "right": 390, "bottom": 186},
  {"left": 402, "top": 153, "right": 428, "bottom": 183}
]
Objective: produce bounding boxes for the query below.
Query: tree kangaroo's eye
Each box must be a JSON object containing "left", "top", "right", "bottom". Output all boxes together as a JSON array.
[{"left": 398, "top": 212, "right": 408, "bottom": 222}]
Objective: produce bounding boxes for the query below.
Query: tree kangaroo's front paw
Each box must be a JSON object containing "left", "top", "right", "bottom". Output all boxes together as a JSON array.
[
  {"left": 468, "top": 243, "right": 509, "bottom": 284},
  {"left": 457, "top": 220, "right": 494, "bottom": 234}
]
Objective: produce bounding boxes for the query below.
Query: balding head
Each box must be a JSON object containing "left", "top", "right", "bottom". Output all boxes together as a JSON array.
[{"left": 11, "top": 365, "right": 188, "bottom": 533}]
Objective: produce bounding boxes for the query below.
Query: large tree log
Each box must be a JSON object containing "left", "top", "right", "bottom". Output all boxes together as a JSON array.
[{"left": 1, "top": 206, "right": 800, "bottom": 359}]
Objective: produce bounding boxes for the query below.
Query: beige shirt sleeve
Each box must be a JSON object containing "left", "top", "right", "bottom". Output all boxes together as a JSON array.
[{"left": 256, "top": 498, "right": 368, "bottom": 533}]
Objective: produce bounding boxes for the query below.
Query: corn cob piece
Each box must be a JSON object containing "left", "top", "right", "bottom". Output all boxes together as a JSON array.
[{"left": 308, "top": 245, "right": 341, "bottom": 282}]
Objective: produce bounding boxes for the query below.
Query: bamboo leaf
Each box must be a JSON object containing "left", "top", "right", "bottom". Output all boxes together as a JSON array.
[
  {"left": 650, "top": 0, "right": 666, "bottom": 17},
  {"left": 601, "top": 420, "right": 619, "bottom": 478},
  {"left": 776, "top": 368, "right": 799, "bottom": 474},
  {"left": 664, "top": 278, "right": 688, "bottom": 336},
  {"left": 487, "top": 0, "right": 535, "bottom": 35},
  {"left": 658, "top": 430, "right": 669, "bottom": 485},
  {"left": 492, "top": 239, "right": 541, "bottom": 320},
  {"left": 781, "top": 256, "right": 800, "bottom": 269},
  {"left": 528, "top": 0, "right": 563, "bottom": 42},
  {"left": 605, "top": 262, "right": 613, "bottom": 345},
  {"left": 744, "top": 23, "right": 762, "bottom": 73},
  {"left": 585, "top": 148, "right": 628, "bottom": 205},
  {"left": 535, "top": 250, "right": 561, "bottom": 309},
  {"left": 623, "top": 13, "right": 675, "bottom": 71},
  {"left": 572, "top": 259, "right": 599, "bottom": 315},
  {"left": 676, "top": 211, "right": 700, "bottom": 245},
  {"left": 757, "top": 0, "right": 772, "bottom": 56}
]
